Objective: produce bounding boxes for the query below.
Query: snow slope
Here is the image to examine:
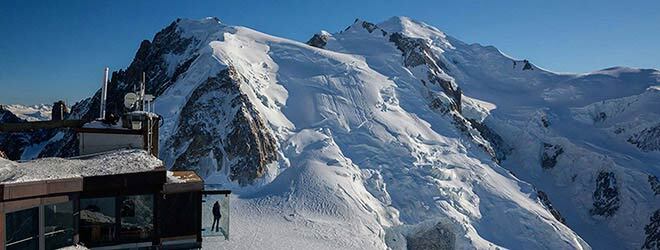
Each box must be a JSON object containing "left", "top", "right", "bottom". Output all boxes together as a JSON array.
[
  {"left": 10, "top": 16, "right": 657, "bottom": 249},
  {"left": 145, "top": 17, "right": 590, "bottom": 249},
  {"left": 437, "top": 24, "right": 660, "bottom": 249}
]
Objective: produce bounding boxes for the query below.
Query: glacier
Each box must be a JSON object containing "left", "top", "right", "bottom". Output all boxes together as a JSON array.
[{"left": 2, "top": 16, "right": 659, "bottom": 249}]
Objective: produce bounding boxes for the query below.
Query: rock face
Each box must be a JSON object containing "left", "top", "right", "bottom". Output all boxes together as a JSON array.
[
  {"left": 538, "top": 190, "right": 566, "bottom": 224},
  {"left": 405, "top": 222, "right": 456, "bottom": 250},
  {"left": 628, "top": 124, "right": 660, "bottom": 152},
  {"left": 541, "top": 143, "right": 564, "bottom": 169},
  {"left": 167, "top": 67, "right": 278, "bottom": 185},
  {"left": 522, "top": 60, "right": 534, "bottom": 70},
  {"left": 467, "top": 119, "right": 510, "bottom": 162},
  {"left": 643, "top": 209, "right": 660, "bottom": 250},
  {"left": 389, "top": 32, "right": 461, "bottom": 111},
  {"left": 590, "top": 171, "right": 620, "bottom": 217},
  {"left": 649, "top": 175, "right": 660, "bottom": 196},
  {"left": 306, "top": 32, "right": 330, "bottom": 48}
]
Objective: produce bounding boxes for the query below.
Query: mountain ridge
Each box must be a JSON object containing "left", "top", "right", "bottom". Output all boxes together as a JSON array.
[{"left": 2, "top": 16, "right": 658, "bottom": 249}]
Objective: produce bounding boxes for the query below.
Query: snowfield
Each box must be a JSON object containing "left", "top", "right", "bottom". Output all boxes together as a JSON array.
[
  {"left": 5, "top": 15, "right": 658, "bottom": 250},
  {"left": 151, "top": 17, "right": 602, "bottom": 249},
  {"left": 1, "top": 103, "right": 51, "bottom": 121}
]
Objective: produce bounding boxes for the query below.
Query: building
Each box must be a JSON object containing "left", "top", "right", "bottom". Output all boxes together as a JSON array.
[{"left": 0, "top": 111, "right": 228, "bottom": 249}]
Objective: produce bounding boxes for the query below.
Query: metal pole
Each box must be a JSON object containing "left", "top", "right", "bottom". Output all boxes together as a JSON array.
[{"left": 100, "top": 67, "right": 109, "bottom": 119}]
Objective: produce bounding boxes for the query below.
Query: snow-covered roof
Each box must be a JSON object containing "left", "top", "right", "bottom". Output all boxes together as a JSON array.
[
  {"left": 127, "top": 111, "right": 159, "bottom": 118},
  {"left": 0, "top": 149, "right": 163, "bottom": 184},
  {"left": 81, "top": 120, "right": 127, "bottom": 130}
]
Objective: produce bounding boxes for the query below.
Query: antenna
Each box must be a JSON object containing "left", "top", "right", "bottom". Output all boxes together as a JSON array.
[
  {"left": 99, "top": 67, "right": 109, "bottom": 119},
  {"left": 140, "top": 72, "right": 146, "bottom": 111}
]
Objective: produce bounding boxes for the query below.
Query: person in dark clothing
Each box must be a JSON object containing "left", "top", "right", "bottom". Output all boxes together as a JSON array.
[{"left": 211, "top": 201, "right": 221, "bottom": 232}]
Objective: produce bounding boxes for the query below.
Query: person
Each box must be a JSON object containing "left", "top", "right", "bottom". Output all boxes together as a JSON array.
[{"left": 211, "top": 201, "right": 221, "bottom": 232}]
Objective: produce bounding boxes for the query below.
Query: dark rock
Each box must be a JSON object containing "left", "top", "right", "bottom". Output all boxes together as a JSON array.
[
  {"left": 537, "top": 190, "right": 566, "bottom": 224},
  {"left": 361, "top": 21, "right": 379, "bottom": 33},
  {"left": 405, "top": 222, "right": 455, "bottom": 250},
  {"left": 467, "top": 118, "right": 511, "bottom": 162},
  {"left": 522, "top": 60, "right": 534, "bottom": 70},
  {"left": 643, "top": 209, "right": 660, "bottom": 250},
  {"left": 169, "top": 67, "right": 278, "bottom": 186},
  {"left": 541, "top": 115, "right": 550, "bottom": 127},
  {"left": 628, "top": 124, "right": 660, "bottom": 152},
  {"left": 541, "top": 143, "right": 564, "bottom": 169},
  {"left": 590, "top": 171, "right": 620, "bottom": 217},
  {"left": 594, "top": 112, "right": 607, "bottom": 123},
  {"left": 306, "top": 33, "right": 330, "bottom": 49},
  {"left": 389, "top": 32, "right": 461, "bottom": 111},
  {"left": 448, "top": 114, "right": 499, "bottom": 162},
  {"left": 649, "top": 175, "right": 660, "bottom": 196}
]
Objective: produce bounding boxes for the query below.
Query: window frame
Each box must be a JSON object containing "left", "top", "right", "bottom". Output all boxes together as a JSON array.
[{"left": 77, "top": 193, "right": 157, "bottom": 248}]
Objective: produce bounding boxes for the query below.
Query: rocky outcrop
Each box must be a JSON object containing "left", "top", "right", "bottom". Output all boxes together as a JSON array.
[
  {"left": 590, "top": 171, "right": 620, "bottom": 217},
  {"left": 540, "top": 115, "right": 550, "bottom": 128},
  {"left": 306, "top": 32, "right": 330, "bottom": 49},
  {"left": 537, "top": 190, "right": 566, "bottom": 224},
  {"left": 467, "top": 119, "right": 510, "bottom": 162},
  {"left": 649, "top": 175, "right": 660, "bottom": 196},
  {"left": 389, "top": 32, "right": 461, "bottom": 111},
  {"left": 628, "top": 124, "right": 660, "bottom": 152},
  {"left": 360, "top": 20, "right": 379, "bottom": 33},
  {"left": 541, "top": 143, "right": 564, "bottom": 169},
  {"left": 643, "top": 209, "right": 660, "bottom": 250},
  {"left": 387, "top": 30, "right": 508, "bottom": 164},
  {"left": 405, "top": 222, "right": 456, "bottom": 250},
  {"left": 522, "top": 60, "right": 534, "bottom": 70},
  {"left": 168, "top": 67, "right": 278, "bottom": 185}
]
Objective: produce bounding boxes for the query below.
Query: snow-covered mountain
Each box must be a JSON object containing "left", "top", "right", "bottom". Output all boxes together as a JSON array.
[
  {"left": 2, "top": 16, "right": 658, "bottom": 249},
  {"left": 1, "top": 104, "right": 51, "bottom": 121}
]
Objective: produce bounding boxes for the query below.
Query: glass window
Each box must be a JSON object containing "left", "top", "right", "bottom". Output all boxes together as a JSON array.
[
  {"left": 160, "top": 192, "right": 198, "bottom": 238},
  {"left": 5, "top": 207, "right": 39, "bottom": 250},
  {"left": 80, "top": 197, "right": 116, "bottom": 244},
  {"left": 44, "top": 201, "right": 75, "bottom": 249},
  {"left": 201, "top": 193, "right": 230, "bottom": 240},
  {"left": 120, "top": 195, "right": 154, "bottom": 241}
]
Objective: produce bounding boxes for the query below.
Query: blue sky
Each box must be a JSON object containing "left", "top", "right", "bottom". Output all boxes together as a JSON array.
[{"left": 1, "top": 0, "right": 659, "bottom": 105}]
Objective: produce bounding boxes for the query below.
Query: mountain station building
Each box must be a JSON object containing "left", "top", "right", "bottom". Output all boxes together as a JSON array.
[{"left": 0, "top": 111, "right": 228, "bottom": 249}]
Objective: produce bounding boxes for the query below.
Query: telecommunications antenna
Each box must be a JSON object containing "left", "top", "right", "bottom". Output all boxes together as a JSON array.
[{"left": 124, "top": 92, "right": 139, "bottom": 109}]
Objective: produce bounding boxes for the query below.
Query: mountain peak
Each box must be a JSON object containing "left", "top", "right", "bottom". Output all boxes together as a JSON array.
[
  {"left": 377, "top": 16, "right": 447, "bottom": 40},
  {"left": 171, "top": 16, "right": 226, "bottom": 38}
]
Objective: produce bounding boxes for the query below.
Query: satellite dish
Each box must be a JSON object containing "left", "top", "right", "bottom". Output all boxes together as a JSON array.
[{"left": 124, "top": 93, "right": 138, "bottom": 108}]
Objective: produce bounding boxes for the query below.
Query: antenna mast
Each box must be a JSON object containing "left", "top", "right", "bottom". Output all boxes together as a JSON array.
[
  {"left": 99, "top": 67, "right": 109, "bottom": 119},
  {"left": 140, "top": 72, "right": 146, "bottom": 111}
]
